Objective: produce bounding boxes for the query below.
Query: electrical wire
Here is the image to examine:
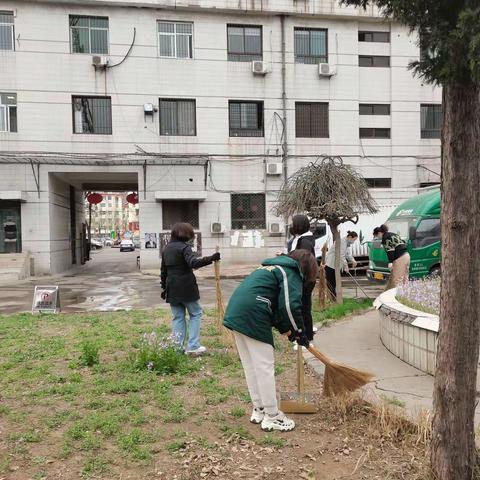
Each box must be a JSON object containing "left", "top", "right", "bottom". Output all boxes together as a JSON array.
[{"left": 107, "top": 28, "right": 136, "bottom": 69}]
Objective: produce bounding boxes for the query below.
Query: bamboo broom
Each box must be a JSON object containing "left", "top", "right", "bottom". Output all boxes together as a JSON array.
[
  {"left": 213, "top": 246, "right": 234, "bottom": 347},
  {"left": 286, "top": 330, "right": 374, "bottom": 396}
]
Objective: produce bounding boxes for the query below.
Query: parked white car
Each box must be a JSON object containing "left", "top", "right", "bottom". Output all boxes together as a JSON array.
[
  {"left": 120, "top": 239, "right": 135, "bottom": 252},
  {"left": 90, "top": 239, "right": 103, "bottom": 250}
]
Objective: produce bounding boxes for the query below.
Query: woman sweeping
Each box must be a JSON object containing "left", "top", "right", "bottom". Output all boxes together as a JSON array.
[
  {"left": 223, "top": 250, "right": 318, "bottom": 432},
  {"left": 373, "top": 224, "right": 410, "bottom": 287},
  {"left": 284, "top": 215, "right": 317, "bottom": 347},
  {"left": 161, "top": 222, "right": 220, "bottom": 355}
]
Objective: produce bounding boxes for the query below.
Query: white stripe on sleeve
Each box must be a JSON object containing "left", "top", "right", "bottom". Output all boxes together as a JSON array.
[{"left": 276, "top": 265, "right": 300, "bottom": 332}]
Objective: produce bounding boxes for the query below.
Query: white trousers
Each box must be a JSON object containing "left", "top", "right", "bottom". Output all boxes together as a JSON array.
[{"left": 233, "top": 331, "right": 278, "bottom": 415}]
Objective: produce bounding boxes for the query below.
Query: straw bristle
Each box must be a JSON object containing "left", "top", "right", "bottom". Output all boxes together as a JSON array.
[{"left": 323, "top": 362, "right": 374, "bottom": 396}]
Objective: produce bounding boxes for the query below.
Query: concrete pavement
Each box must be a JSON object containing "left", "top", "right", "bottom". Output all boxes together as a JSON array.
[{"left": 307, "top": 309, "right": 480, "bottom": 427}]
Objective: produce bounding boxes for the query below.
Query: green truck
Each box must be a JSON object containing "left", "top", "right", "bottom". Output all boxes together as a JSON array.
[{"left": 367, "top": 188, "right": 441, "bottom": 282}]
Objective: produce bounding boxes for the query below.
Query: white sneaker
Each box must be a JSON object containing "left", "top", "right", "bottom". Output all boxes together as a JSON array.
[
  {"left": 250, "top": 407, "right": 265, "bottom": 424},
  {"left": 186, "top": 346, "right": 207, "bottom": 356},
  {"left": 261, "top": 411, "right": 295, "bottom": 432},
  {"left": 313, "top": 326, "right": 318, "bottom": 333}
]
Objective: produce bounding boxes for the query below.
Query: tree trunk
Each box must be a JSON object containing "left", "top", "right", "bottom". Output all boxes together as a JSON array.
[
  {"left": 329, "top": 223, "right": 343, "bottom": 304},
  {"left": 431, "top": 83, "right": 480, "bottom": 479}
]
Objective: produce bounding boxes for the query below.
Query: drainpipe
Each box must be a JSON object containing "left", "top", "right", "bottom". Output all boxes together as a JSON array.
[{"left": 280, "top": 14, "right": 288, "bottom": 182}]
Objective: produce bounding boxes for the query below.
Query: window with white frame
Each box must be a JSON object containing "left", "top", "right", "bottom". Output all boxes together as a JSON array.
[
  {"left": 0, "top": 93, "right": 17, "bottom": 132},
  {"left": 158, "top": 21, "right": 193, "bottom": 58},
  {"left": 0, "top": 11, "right": 14, "bottom": 51},
  {"left": 159, "top": 99, "right": 196, "bottom": 136},
  {"left": 70, "top": 15, "right": 109, "bottom": 54},
  {"left": 72, "top": 96, "right": 112, "bottom": 134},
  {"left": 227, "top": 24, "right": 262, "bottom": 62}
]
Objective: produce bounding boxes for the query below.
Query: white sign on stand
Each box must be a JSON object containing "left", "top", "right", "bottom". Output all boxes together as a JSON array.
[{"left": 32, "top": 286, "right": 60, "bottom": 314}]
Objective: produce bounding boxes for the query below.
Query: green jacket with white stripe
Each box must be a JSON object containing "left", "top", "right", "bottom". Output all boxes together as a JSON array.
[{"left": 223, "top": 256, "right": 305, "bottom": 347}]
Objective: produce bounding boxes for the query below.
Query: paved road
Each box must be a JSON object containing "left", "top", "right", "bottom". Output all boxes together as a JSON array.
[{"left": 0, "top": 248, "right": 383, "bottom": 314}]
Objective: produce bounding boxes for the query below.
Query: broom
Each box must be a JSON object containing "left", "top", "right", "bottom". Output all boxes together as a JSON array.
[
  {"left": 213, "top": 247, "right": 234, "bottom": 347},
  {"left": 287, "top": 331, "right": 374, "bottom": 396}
]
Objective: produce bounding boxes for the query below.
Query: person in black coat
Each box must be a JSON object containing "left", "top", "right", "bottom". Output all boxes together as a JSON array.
[
  {"left": 161, "top": 222, "right": 220, "bottom": 355},
  {"left": 285, "top": 215, "right": 317, "bottom": 344}
]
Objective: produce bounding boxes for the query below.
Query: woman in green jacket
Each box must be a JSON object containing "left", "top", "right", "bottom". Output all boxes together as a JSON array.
[{"left": 223, "top": 249, "right": 318, "bottom": 432}]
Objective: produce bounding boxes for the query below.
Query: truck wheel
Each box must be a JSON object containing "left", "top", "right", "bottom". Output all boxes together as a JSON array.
[{"left": 429, "top": 266, "right": 441, "bottom": 277}]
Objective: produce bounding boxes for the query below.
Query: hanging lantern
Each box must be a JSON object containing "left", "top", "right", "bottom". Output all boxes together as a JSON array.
[
  {"left": 251, "top": 204, "right": 258, "bottom": 212},
  {"left": 87, "top": 192, "right": 103, "bottom": 205},
  {"left": 126, "top": 192, "right": 139, "bottom": 205}
]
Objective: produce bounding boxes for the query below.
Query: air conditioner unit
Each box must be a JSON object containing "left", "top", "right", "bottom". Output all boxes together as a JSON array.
[
  {"left": 266, "top": 163, "right": 283, "bottom": 176},
  {"left": 269, "top": 222, "right": 283, "bottom": 235},
  {"left": 252, "top": 61, "right": 269, "bottom": 75},
  {"left": 92, "top": 55, "right": 109, "bottom": 67},
  {"left": 318, "top": 63, "right": 336, "bottom": 77},
  {"left": 210, "top": 222, "right": 225, "bottom": 234}
]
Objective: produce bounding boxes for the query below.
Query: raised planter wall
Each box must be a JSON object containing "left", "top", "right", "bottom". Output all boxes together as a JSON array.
[{"left": 374, "top": 289, "right": 439, "bottom": 375}]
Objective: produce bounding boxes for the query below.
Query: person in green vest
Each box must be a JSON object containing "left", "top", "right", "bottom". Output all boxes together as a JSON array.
[{"left": 223, "top": 249, "right": 318, "bottom": 432}]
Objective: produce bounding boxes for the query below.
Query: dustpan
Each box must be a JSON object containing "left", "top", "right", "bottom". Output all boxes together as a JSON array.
[{"left": 279, "top": 346, "right": 318, "bottom": 414}]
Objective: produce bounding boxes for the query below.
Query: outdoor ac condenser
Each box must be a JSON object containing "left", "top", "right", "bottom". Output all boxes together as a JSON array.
[
  {"left": 318, "top": 63, "right": 336, "bottom": 77},
  {"left": 211, "top": 222, "right": 225, "bottom": 234},
  {"left": 252, "top": 61, "right": 269, "bottom": 75},
  {"left": 266, "top": 163, "right": 282, "bottom": 175}
]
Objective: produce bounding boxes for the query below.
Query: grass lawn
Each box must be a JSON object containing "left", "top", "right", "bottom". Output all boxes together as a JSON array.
[
  {"left": 0, "top": 308, "right": 426, "bottom": 479},
  {"left": 312, "top": 297, "right": 373, "bottom": 327}
]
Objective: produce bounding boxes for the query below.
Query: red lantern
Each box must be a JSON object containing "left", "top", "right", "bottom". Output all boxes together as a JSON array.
[
  {"left": 87, "top": 193, "right": 103, "bottom": 205},
  {"left": 126, "top": 192, "right": 139, "bottom": 205},
  {"left": 251, "top": 204, "right": 258, "bottom": 212}
]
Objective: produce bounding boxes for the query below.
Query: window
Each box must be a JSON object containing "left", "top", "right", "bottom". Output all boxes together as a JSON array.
[
  {"left": 229, "top": 101, "right": 263, "bottom": 137},
  {"left": 412, "top": 218, "right": 440, "bottom": 248},
  {"left": 359, "top": 55, "right": 390, "bottom": 67},
  {"left": 421, "top": 104, "right": 442, "bottom": 139},
  {"left": 365, "top": 178, "right": 392, "bottom": 188},
  {"left": 359, "top": 128, "right": 390, "bottom": 138},
  {"left": 419, "top": 182, "right": 440, "bottom": 188},
  {"left": 0, "top": 11, "right": 14, "bottom": 51},
  {"left": 294, "top": 27, "right": 328, "bottom": 64},
  {"left": 358, "top": 31, "right": 390, "bottom": 43},
  {"left": 0, "top": 93, "right": 17, "bottom": 132},
  {"left": 227, "top": 25, "right": 262, "bottom": 62},
  {"left": 359, "top": 104, "right": 390, "bottom": 115},
  {"left": 295, "top": 102, "right": 329, "bottom": 138},
  {"left": 159, "top": 99, "right": 196, "bottom": 136},
  {"left": 231, "top": 194, "right": 266, "bottom": 229},
  {"left": 162, "top": 200, "right": 199, "bottom": 229},
  {"left": 158, "top": 21, "right": 193, "bottom": 58},
  {"left": 72, "top": 96, "right": 112, "bottom": 134},
  {"left": 70, "top": 15, "right": 109, "bottom": 54}
]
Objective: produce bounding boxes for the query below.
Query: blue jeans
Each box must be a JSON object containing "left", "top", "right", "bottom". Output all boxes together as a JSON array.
[{"left": 170, "top": 301, "right": 203, "bottom": 351}]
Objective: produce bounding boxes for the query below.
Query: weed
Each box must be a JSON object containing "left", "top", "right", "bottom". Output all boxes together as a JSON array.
[
  {"left": 313, "top": 297, "right": 373, "bottom": 327},
  {"left": 81, "top": 456, "right": 109, "bottom": 478},
  {"left": 381, "top": 394, "right": 406, "bottom": 408},
  {"left": 79, "top": 341, "right": 100, "bottom": 367},
  {"left": 229, "top": 406, "right": 245, "bottom": 418},
  {"left": 32, "top": 472, "right": 47, "bottom": 480},
  {"left": 219, "top": 424, "right": 253, "bottom": 441},
  {"left": 211, "top": 351, "right": 240, "bottom": 373},
  {"left": 197, "top": 377, "right": 233, "bottom": 405},
  {"left": 257, "top": 434, "right": 286, "bottom": 448},
  {"left": 80, "top": 432, "right": 102, "bottom": 451},
  {"left": 45, "top": 410, "right": 71, "bottom": 429},
  {"left": 164, "top": 399, "right": 187, "bottom": 423},
  {"left": 117, "top": 429, "right": 153, "bottom": 460},
  {"left": 167, "top": 440, "right": 188, "bottom": 453},
  {"left": 0, "top": 405, "right": 11, "bottom": 416}
]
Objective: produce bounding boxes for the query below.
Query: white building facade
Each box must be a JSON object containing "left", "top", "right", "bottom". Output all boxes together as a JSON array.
[{"left": 0, "top": 0, "right": 441, "bottom": 274}]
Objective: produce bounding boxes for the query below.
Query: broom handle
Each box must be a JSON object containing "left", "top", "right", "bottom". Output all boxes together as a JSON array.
[
  {"left": 297, "top": 345, "right": 305, "bottom": 398},
  {"left": 214, "top": 246, "right": 221, "bottom": 281},
  {"left": 307, "top": 345, "right": 332, "bottom": 366}
]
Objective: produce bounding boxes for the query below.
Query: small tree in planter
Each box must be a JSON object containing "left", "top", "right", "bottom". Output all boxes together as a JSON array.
[{"left": 274, "top": 156, "right": 377, "bottom": 303}]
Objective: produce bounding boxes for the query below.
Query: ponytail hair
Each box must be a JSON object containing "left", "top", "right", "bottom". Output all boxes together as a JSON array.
[
  {"left": 288, "top": 249, "right": 318, "bottom": 284},
  {"left": 347, "top": 230, "right": 358, "bottom": 239},
  {"left": 378, "top": 224, "right": 389, "bottom": 233}
]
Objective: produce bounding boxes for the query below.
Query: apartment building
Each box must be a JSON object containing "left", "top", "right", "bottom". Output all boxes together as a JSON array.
[{"left": 0, "top": 0, "right": 441, "bottom": 274}]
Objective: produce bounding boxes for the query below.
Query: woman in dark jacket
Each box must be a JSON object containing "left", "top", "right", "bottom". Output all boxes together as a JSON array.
[
  {"left": 224, "top": 249, "right": 318, "bottom": 432},
  {"left": 161, "top": 222, "right": 220, "bottom": 355},
  {"left": 286, "top": 215, "right": 316, "bottom": 343}
]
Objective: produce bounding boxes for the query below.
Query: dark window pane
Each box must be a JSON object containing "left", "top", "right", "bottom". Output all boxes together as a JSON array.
[
  {"left": 70, "top": 15, "right": 108, "bottom": 54},
  {"left": 90, "top": 17, "right": 108, "bottom": 29},
  {"left": 359, "top": 55, "right": 390, "bottom": 67},
  {"left": 412, "top": 218, "right": 440, "bottom": 248},
  {"left": 359, "top": 103, "right": 390, "bottom": 115},
  {"left": 358, "top": 30, "right": 390, "bottom": 42},
  {"left": 295, "top": 102, "right": 329, "bottom": 138},
  {"left": 162, "top": 200, "right": 199, "bottom": 229},
  {"left": 229, "top": 101, "right": 263, "bottom": 137},
  {"left": 294, "top": 27, "right": 327, "bottom": 64},
  {"left": 421, "top": 104, "right": 442, "bottom": 139},
  {"left": 70, "top": 16, "right": 89, "bottom": 27},
  {"left": 227, "top": 25, "right": 262, "bottom": 62},
  {"left": 159, "top": 99, "right": 196, "bottom": 136},
  {"left": 365, "top": 178, "right": 391, "bottom": 188},
  {"left": 359, "top": 128, "right": 390, "bottom": 138},
  {"left": 231, "top": 194, "right": 266, "bottom": 229},
  {"left": 72, "top": 96, "right": 112, "bottom": 134},
  {"left": 8, "top": 106, "right": 16, "bottom": 132},
  {"left": 0, "top": 12, "right": 14, "bottom": 50},
  {"left": 71, "top": 27, "right": 89, "bottom": 53},
  {"left": 91, "top": 29, "right": 108, "bottom": 54}
]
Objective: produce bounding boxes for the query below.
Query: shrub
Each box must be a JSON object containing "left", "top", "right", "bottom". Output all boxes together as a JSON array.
[
  {"left": 79, "top": 341, "right": 100, "bottom": 367},
  {"left": 130, "top": 331, "right": 191, "bottom": 375},
  {"left": 396, "top": 278, "right": 440, "bottom": 315}
]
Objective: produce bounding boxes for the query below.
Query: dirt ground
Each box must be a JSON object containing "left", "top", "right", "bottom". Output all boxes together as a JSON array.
[{"left": 0, "top": 309, "right": 429, "bottom": 480}]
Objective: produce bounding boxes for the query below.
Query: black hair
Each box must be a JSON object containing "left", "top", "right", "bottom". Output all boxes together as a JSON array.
[
  {"left": 171, "top": 222, "right": 195, "bottom": 242},
  {"left": 373, "top": 227, "right": 380, "bottom": 236},
  {"left": 288, "top": 249, "right": 318, "bottom": 283},
  {"left": 346, "top": 230, "right": 358, "bottom": 239},
  {"left": 378, "top": 224, "right": 389, "bottom": 233},
  {"left": 290, "top": 215, "right": 311, "bottom": 236}
]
